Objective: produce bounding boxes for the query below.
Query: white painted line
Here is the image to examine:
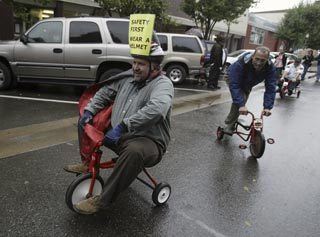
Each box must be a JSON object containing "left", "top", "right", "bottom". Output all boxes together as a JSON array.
[
  {"left": 0, "top": 95, "right": 78, "bottom": 104},
  {"left": 175, "top": 87, "right": 212, "bottom": 93},
  {"left": 177, "top": 211, "right": 227, "bottom": 237}
]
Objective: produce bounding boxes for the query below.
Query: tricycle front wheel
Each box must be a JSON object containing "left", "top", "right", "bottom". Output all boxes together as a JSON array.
[
  {"left": 65, "top": 173, "right": 104, "bottom": 212},
  {"left": 249, "top": 130, "right": 266, "bottom": 158}
]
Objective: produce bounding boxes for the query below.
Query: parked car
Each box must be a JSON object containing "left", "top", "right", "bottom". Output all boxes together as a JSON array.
[
  {"left": 0, "top": 17, "right": 133, "bottom": 90},
  {"left": 201, "top": 40, "right": 214, "bottom": 66},
  {"left": 157, "top": 33, "right": 205, "bottom": 84}
]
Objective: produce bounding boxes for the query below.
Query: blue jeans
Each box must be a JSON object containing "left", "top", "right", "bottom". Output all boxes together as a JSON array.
[{"left": 301, "top": 63, "right": 310, "bottom": 80}]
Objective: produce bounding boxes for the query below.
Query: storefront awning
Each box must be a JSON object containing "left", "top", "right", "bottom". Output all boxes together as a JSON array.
[
  {"left": 168, "top": 15, "right": 196, "bottom": 27},
  {"left": 58, "top": 0, "right": 100, "bottom": 8}
]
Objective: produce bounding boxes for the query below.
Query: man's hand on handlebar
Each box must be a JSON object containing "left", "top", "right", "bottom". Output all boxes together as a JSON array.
[
  {"left": 262, "top": 109, "right": 272, "bottom": 117},
  {"left": 239, "top": 106, "right": 248, "bottom": 115}
]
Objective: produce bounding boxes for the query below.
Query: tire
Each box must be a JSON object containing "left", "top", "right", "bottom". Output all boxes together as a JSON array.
[
  {"left": 152, "top": 182, "right": 171, "bottom": 206},
  {"left": 99, "top": 68, "right": 124, "bottom": 82},
  {"left": 65, "top": 173, "right": 104, "bottom": 212},
  {"left": 249, "top": 130, "right": 266, "bottom": 159},
  {"left": 0, "top": 62, "right": 13, "bottom": 90},
  {"left": 166, "top": 65, "right": 187, "bottom": 84},
  {"left": 216, "top": 126, "right": 224, "bottom": 140}
]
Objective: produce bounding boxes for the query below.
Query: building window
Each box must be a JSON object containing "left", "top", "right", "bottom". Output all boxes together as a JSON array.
[{"left": 250, "top": 27, "right": 265, "bottom": 45}]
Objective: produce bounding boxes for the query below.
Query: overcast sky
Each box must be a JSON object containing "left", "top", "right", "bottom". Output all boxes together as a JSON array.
[{"left": 250, "top": 0, "right": 316, "bottom": 12}]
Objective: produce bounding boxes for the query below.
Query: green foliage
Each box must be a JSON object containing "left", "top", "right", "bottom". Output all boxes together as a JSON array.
[
  {"left": 276, "top": 2, "right": 320, "bottom": 49},
  {"left": 94, "top": 0, "right": 170, "bottom": 30},
  {"left": 182, "top": 0, "right": 256, "bottom": 40},
  {"left": 5, "top": 0, "right": 51, "bottom": 28},
  {"left": 94, "top": 0, "right": 167, "bottom": 18}
]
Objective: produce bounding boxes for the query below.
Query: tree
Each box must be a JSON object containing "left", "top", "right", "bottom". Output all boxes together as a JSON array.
[
  {"left": 276, "top": 2, "right": 320, "bottom": 49},
  {"left": 94, "top": 0, "right": 172, "bottom": 31},
  {"left": 181, "top": 0, "right": 256, "bottom": 40},
  {"left": 95, "top": 0, "right": 167, "bottom": 17},
  {"left": 4, "top": 0, "right": 51, "bottom": 28}
]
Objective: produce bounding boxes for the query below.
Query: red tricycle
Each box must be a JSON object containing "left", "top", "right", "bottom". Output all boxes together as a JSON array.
[
  {"left": 278, "top": 78, "right": 301, "bottom": 99},
  {"left": 65, "top": 124, "right": 171, "bottom": 213},
  {"left": 216, "top": 111, "right": 274, "bottom": 159}
]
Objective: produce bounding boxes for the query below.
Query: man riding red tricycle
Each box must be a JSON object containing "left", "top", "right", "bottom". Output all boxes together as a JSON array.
[
  {"left": 277, "top": 58, "right": 303, "bottom": 99},
  {"left": 217, "top": 111, "right": 274, "bottom": 158}
]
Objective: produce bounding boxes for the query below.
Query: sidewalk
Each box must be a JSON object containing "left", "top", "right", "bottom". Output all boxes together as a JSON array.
[{"left": 173, "top": 80, "right": 231, "bottom": 115}]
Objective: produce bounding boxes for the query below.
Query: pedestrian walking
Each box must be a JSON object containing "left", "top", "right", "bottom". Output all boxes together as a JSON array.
[
  {"left": 315, "top": 50, "right": 320, "bottom": 82},
  {"left": 274, "top": 48, "right": 287, "bottom": 79},
  {"left": 301, "top": 49, "right": 314, "bottom": 80},
  {"left": 207, "top": 35, "right": 225, "bottom": 90}
]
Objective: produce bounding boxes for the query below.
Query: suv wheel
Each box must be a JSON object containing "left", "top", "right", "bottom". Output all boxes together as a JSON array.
[
  {"left": 166, "top": 65, "right": 187, "bottom": 84},
  {"left": 99, "top": 68, "right": 124, "bottom": 82},
  {"left": 0, "top": 62, "right": 12, "bottom": 90}
]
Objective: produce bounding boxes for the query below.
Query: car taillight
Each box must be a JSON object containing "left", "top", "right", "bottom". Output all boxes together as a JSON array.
[{"left": 200, "top": 55, "right": 205, "bottom": 66}]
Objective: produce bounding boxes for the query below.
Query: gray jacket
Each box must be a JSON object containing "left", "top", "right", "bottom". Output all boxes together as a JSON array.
[{"left": 85, "top": 70, "right": 174, "bottom": 151}]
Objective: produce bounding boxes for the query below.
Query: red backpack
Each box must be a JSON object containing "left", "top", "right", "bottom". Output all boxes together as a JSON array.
[{"left": 78, "top": 70, "right": 133, "bottom": 162}]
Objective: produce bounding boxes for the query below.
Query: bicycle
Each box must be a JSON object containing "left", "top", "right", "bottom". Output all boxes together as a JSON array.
[
  {"left": 216, "top": 111, "right": 274, "bottom": 159},
  {"left": 65, "top": 124, "right": 171, "bottom": 213}
]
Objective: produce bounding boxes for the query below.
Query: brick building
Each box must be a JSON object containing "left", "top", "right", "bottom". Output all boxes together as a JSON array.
[{"left": 243, "top": 13, "right": 285, "bottom": 51}]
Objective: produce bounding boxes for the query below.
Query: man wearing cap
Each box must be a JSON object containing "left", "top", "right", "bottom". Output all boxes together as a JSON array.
[
  {"left": 223, "top": 46, "right": 276, "bottom": 134},
  {"left": 207, "top": 35, "right": 225, "bottom": 90},
  {"left": 64, "top": 33, "right": 174, "bottom": 214}
]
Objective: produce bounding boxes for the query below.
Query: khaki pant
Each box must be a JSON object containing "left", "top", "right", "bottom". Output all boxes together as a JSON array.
[{"left": 100, "top": 136, "right": 162, "bottom": 207}]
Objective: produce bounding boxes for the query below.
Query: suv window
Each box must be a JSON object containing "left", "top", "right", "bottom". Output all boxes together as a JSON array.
[
  {"left": 157, "top": 35, "right": 168, "bottom": 51},
  {"left": 172, "top": 36, "right": 201, "bottom": 53},
  {"left": 28, "top": 21, "right": 62, "bottom": 43},
  {"left": 69, "top": 21, "right": 102, "bottom": 44},
  {"left": 107, "top": 21, "right": 129, "bottom": 44}
]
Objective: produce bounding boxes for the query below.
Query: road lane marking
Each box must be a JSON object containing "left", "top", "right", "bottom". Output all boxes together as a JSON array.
[
  {"left": 0, "top": 91, "right": 233, "bottom": 159},
  {"left": 175, "top": 87, "right": 213, "bottom": 93},
  {"left": 0, "top": 95, "right": 78, "bottom": 104},
  {"left": 177, "top": 211, "right": 227, "bottom": 237},
  {"left": 0, "top": 117, "right": 78, "bottom": 159}
]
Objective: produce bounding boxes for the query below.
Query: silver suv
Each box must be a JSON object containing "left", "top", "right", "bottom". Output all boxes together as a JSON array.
[
  {"left": 157, "top": 33, "right": 204, "bottom": 84},
  {"left": 0, "top": 17, "right": 132, "bottom": 90}
]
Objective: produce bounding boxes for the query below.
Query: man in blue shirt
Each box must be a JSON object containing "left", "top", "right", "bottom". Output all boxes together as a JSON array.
[{"left": 224, "top": 46, "right": 277, "bottom": 134}]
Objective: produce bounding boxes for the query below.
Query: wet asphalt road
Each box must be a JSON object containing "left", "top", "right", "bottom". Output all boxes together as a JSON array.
[{"left": 1, "top": 79, "right": 320, "bottom": 236}]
